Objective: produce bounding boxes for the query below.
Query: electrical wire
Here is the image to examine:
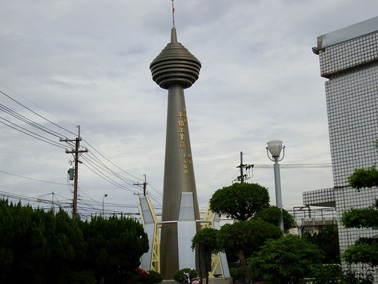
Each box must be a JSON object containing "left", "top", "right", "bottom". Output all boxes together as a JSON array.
[
  {"left": 0, "top": 117, "right": 66, "bottom": 149},
  {"left": 0, "top": 190, "right": 141, "bottom": 219},
  {"left": 0, "top": 170, "right": 67, "bottom": 186},
  {"left": 0, "top": 87, "right": 163, "bottom": 209},
  {"left": 82, "top": 136, "right": 144, "bottom": 182},
  {"left": 0, "top": 88, "right": 155, "bottom": 200},
  {"left": 79, "top": 152, "right": 164, "bottom": 204},
  {"left": 81, "top": 156, "right": 141, "bottom": 194},
  {"left": 0, "top": 103, "right": 65, "bottom": 139},
  {"left": 253, "top": 163, "right": 332, "bottom": 169},
  {"left": 84, "top": 151, "right": 139, "bottom": 186},
  {"left": 0, "top": 89, "right": 76, "bottom": 137}
]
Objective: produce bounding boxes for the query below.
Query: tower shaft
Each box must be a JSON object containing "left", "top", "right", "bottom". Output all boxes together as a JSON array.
[{"left": 160, "top": 85, "right": 200, "bottom": 277}]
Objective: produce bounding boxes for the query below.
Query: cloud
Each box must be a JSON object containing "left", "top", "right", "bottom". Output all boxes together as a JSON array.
[{"left": 0, "top": 0, "right": 377, "bottom": 216}]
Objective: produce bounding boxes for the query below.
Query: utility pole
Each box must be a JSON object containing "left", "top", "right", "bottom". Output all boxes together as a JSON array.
[
  {"left": 102, "top": 194, "right": 108, "bottom": 217},
  {"left": 51, "top": 191, "right": 55, "bottom": 213},
  {"left": 60, "top": 126, "right": 88, "bottom": 219},
  {"left": 236, "top": 151, "right": 254, "bottom": 183},
  {"left": 134, "top": 174, "right": 148, "bottom": 196}
]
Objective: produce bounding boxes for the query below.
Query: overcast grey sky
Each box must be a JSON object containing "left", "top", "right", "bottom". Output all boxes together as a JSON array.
[{"left": 1, "top": 0, "right": 377, "bottom": 217}]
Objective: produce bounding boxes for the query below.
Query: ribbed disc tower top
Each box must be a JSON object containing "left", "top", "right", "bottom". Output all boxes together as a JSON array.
[{"left": 150, "top": 28, "right": 201, "bottom": 89}]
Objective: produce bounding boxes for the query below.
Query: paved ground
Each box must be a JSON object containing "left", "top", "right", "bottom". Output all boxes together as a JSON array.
[{"left": 162, "top": 277, "right": 233, "bottom": 284}]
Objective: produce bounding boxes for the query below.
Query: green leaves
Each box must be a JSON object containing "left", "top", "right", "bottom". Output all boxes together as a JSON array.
[
  {"left": 248, "top": 235, "right": 324, "bottom": 283},
  {"left": 342, "top": 242, "right": 378, "bottom": 267},
  {"left": 341, "top": 201, "right": 378, "bottom": 269},
  {"left": 209, "top": 183, "right": 270, "bottom": 221},
  {"left": 207, "top": 182, "right": 285, "bottom": 283},
  {"left": 82, "top": 215, "right": 149, "bottom": 282},
  {"left": 342, "top": 207, "right": 378, "bottom": 229},
  {"left": 191, "top": 227, "right": 219, "bottom": 251},
  {"left": 0, "top": 200, "right": 149, "bottom": 284},
  {"left": 302, "top": 225, "right": 340, "bottom": 264},
  {"left": 217, "top": 219, "right": 282, "bottom": 257},
  {"left": 344, "top": 156, "right": 378, "bottom": 270},
  {"left": 348, "top": 166, "right": 378, "bottom": 190},
  {"left": 254, "top": 206, "right": 295, "bottom": 233}
]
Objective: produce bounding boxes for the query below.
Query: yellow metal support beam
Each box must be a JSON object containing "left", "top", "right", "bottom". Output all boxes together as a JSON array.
[
  {"left": 203, "top": 204, "right": 225, "bottom": 278},
  {"left": 138, "top": 195, "right": 161, "bottom": 273}
]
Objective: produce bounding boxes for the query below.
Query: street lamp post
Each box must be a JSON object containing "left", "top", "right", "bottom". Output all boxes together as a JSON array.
[
  {"left": 102, "top": 194, "right": 108, "bottom": 217},
  {"left": 266, "top": 139, "right": 285, "bottom": 232},
  {"left": 297, "top": 219, "right": 303, "bottom": 238}
]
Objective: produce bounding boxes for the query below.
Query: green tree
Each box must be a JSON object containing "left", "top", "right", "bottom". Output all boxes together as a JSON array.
[
  {"left": 342, "top": 236, "right": 378, "bottom": 268},
  {"left": 0, "top": 200, "right": 15, "bottom": 283},
  {"left": 218, "top": 219, "right": 282, "bottom": 283},
  {"left": 209, "top": 183, "right": 285, "bottom": 283},
  {"left": 248, "top": 235, "right": 324, "bottom": 283},
  {"left": 310, "top": 264, "right": 342, "bottom": 284},
  {"left": 0, "top": 200, "right": 148, "bottom": 284},
  {"left": 341, "top": 163, "right": 378, "bottom": 270},
  {"left": 303, "top": 225, "right": 340, "bottom": 264},
  {"left": 253, "top": 206, "right": 295, "bottom": 233},
  {"left": 191, "top": 228, "right": 219, "bottom": 283},
  {"left": 7, "top": 203, "right": 50, "bottom": 283},
  {"left": 45, "top": 209, "right": 91, "bottom": 283},
  {"left": 82, "top": 215, "right": 149, "bottom": 283},
  {"left": 191, "top": 227, "right": 219, "bottom": 252},
  {"left": 209, "top": 183, "right": 270, "bottom": 221},
  {"left": 348, "top": 166, "right": 378, "bottom": 190}
]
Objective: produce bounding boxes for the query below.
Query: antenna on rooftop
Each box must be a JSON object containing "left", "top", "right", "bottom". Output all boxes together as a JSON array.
[{"left": 171, "top": 0, "right": 176, "bottom": 28}]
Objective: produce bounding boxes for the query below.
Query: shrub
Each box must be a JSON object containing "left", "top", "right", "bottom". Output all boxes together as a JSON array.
[
  {"left": 173, "top": 268, "right": 197, "bottom": 283},
  {"left": 229, "top": 267, "right": 245, "bottom": 283},
  {"left": 311, "top": 264, "right": 341, "bottom": 284},
  {"left": 147, "top": 270, "right": 163, "bottom": 284},
  {"left": 134, "top": 268, "right": 149, "bottom": 283}
]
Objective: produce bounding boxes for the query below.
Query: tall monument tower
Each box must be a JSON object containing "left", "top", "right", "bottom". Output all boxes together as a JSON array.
[{"left": 150, "top": 5, "right": 201, "bottom": 279}]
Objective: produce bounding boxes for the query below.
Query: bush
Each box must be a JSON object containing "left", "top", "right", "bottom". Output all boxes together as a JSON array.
[
  {"left": 311, "top": 264, "right": 341, "bottom": 284},
  {"left": 341, "top": 267, "right": 374, "bottom": 284},
  {"left": 173, "top": 268, "right": 197, "bottom": 283},
  {"left": 229, "top": 267, "right": 245, "bottom": 283},
  {"left": 134, "top": 268, "right": 150, "bottom": 283},
  {"left": 147, "top": 270, "right": 163, "bottom": 284}
]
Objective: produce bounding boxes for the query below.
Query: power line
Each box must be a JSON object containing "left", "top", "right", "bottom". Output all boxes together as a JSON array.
[
  {"left": 81, "top": 136, "right": 144, "bottom": 182},
  {"left": 0, "top": 103, "right": 65, "bottom": 139},
  {"left": 0, "top": 190, "right": 141, "bottom": 218},
  {"left": 81, "top": 149, "right": 163, "bottom": 203},
  {"left": 0, "top": 89, "right": 76, "bottom": 137},
  {"left": 0, "top": 82, "right": 78, "bottom": 132},
  {"left": 0, "top": 116, "right": 66, "bottom": 149},
  {"left": 0, "top": 170, "right": 67, "bottom": 186},
  {"left": 84, "top": 150, "right": 140, "bottom": 185},
  {"left": 81, "top": 157, "right": 140, "bottom": 194},
  {"left": 253, "top": 163, "right": 332, "bottom": 169},
  {"left": 0, "top": 87, "right": 160, "bottom": 205}
]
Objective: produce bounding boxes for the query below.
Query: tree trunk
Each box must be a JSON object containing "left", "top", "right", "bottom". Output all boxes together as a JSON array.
[{"left": 237, "top": 250, "right": 251, "bottom": 284}]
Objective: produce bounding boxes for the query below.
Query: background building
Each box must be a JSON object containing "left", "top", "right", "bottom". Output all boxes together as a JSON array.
[
  {"left": 291, "top": 205, "right": 338, "bottom": 236},
  {"left": 304, "top": 16, "right": 378, "bottom": 277}
]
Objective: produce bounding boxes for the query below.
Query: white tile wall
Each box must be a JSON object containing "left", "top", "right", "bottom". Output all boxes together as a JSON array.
[{"left": 316, "top": 26, "right": 378, "bottom": 280}]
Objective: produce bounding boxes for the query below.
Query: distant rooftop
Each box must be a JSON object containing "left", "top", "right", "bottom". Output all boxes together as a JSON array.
[{"left": 317, "top": 16, "right": 378, "bottom": 49}]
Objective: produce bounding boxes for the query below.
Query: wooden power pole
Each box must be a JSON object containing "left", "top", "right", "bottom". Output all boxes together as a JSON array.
[
  {"left": 236, "top": 151, "right": 254, "bottom": 183},
  {"left": 134, "top": 174, "right": 148, "bottom": 196},
  {"left": 61, "top": 126, "right": 88, "bottom": 219}
]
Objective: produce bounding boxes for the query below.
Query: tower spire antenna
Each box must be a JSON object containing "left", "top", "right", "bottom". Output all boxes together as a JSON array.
[{"left": 171, "top": 0, "right": 175, "bottom": 28}]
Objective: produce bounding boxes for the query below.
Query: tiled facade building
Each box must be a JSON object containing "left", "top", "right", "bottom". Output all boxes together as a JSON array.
[{"left": 305, "top": 16, "right": 378, "bottom": 278}]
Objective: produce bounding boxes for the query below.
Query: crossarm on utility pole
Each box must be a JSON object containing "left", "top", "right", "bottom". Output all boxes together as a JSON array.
[{"left": 60, "top": 126, "right": 88, "bottom": 219}]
